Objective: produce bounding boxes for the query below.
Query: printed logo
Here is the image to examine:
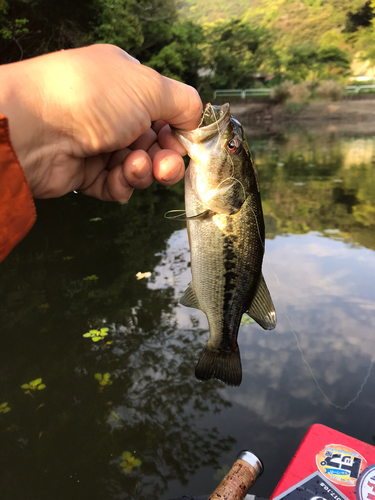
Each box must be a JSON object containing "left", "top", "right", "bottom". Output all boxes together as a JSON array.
[
  {"left": 273, "top": 471, "right": 351, "bottom": 500},
  {"left": 356, "top": 463, "right": 375, "bottom": 500},
  {"left": 316, "top": 444, "right": 367, "bottom": 487}
]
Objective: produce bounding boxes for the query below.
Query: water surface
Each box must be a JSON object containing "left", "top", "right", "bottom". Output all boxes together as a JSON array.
[{"left": 1, "top": 130, "right": 375, "bottom": 500}]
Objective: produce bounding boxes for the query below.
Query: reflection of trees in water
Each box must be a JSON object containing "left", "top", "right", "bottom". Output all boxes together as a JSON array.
[
  {"left": 0, "top": 185, "right": 234, "bottom": 500},
  {"left": 248, "top": 133, "right": 375, "bottom": 248},
  {"left": 101, "top": 312, "right": 234, "bottom": 499}
]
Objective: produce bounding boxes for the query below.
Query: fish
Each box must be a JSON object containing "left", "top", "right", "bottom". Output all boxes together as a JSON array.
[{"left": 172, "top": 103, "right": 276, "bottom": 387}]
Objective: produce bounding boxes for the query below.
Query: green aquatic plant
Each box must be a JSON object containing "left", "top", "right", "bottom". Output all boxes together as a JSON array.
[
  {"left": 83, "top": 327, "right": 109, "bottom": 342},
  {"left": 89, "top": 217, "right": 102, "bottom": 222},
  {"left": 0, "top": 402, "right": 11, "bottom": 414},
  {"left": 95, "top": 373, "right": 113, "bottom": 389},
  {"left": 21, "top": 378, "right": 46, "bottom": 395},
  {"left": 83, "top": 275, "right": 99, "bottom": 281},
  {"left": 120, "top": 451, "right": 142, "bottom": 473}
]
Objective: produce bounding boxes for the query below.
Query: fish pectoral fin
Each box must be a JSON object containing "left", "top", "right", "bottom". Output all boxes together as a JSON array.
[
  {"left": 246, "top": 274, "right": 277, "bottom": 330},
  {"left": 180, "top": 282, "right": 201, "bottom": 310}
]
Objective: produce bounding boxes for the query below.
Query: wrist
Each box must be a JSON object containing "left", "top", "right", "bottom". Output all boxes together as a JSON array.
[{"left": 0, "top": 59, "right": 45, "bottom": 192}]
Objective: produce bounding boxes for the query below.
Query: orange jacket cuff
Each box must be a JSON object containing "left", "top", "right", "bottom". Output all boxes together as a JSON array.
[{"left": 0, "top": 115, "right": 36, "bottom": 262}]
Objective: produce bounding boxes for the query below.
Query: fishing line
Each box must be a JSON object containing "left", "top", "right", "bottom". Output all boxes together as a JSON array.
[
  {"left": 164, "top": 209, "right": 187, "bottom": 220},
  {"left": 204, "top": 103, "right": 246, "bottom": 203},
  {"left": 247, "top": 202, "right": 373, "bottom": 410}
]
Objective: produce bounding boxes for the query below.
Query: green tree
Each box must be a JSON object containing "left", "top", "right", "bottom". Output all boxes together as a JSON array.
[
  {"left": 0, "top": 0, "right": 96, "bottom": 63},
  {"left": 132, "top": 0, "right": 179, "bottom": 61},
  {"left": 92, "top": 0, "right": 144, "bottom": 53},
  {"left": 203, "top": 19, "right": 270, "bottom": 89},
  {"left": 145, "top": 20, "right": 204, "bottom": 86},
  {"left": 344, "top": 0, "right": 374, "bottom": 33},
  {"left": 284, "top": 44, "right": 350, "bottom": 81}
]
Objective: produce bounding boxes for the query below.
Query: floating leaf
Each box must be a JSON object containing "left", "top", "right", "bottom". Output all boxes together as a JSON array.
[
  {"left": 120, "top": 451, "right": 142, "bottom": 472},
  {"left": 120, "top": 463, "right": 133, "bottom": 472},
  {"left": 0, "top": 402, "right": 10, "bottom": 414},
  {"left": 83, "top": 275, "right": 99, "bottom": 281},
  {"left": 89, "top": 217, "right": 102, "bottom": 222},
  {"left": 21, "top": 378, "right": 44, "bottom": 393},
  {"left": 83, "top": 328, "right": 109, "bottom": 342},
  {"left": 95, "top": 373, "right": 103, "bottom": 381}
]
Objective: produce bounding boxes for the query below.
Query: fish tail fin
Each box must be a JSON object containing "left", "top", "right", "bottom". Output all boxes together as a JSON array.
[{"left": 195, "top": 345, "right": 242, "bottom": 387}]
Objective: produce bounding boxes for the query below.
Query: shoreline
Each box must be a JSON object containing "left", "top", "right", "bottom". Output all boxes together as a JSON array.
[{"left": 213, "top": 99, "right": 375, "bottom": 136}]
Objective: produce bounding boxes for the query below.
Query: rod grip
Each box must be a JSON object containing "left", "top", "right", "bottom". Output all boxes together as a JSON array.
[{"left": 208, "top": 451, "right": 263, "bottom": 500}]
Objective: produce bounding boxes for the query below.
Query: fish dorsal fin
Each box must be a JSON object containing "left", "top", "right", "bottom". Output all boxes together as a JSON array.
[
  {"left": 246, "top": 274, "right": 276, "bottom": 330},
  {"left": 180, "top": 282, "right": 201, "bottom": 310}
]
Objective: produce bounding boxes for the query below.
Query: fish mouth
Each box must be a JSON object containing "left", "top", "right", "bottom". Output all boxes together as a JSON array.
[
  {"left": 199, "top": 103, "right": 230, "bottom": 130},
  {"left": 172, "top": 103, "right": 231, "bottom": 152}
]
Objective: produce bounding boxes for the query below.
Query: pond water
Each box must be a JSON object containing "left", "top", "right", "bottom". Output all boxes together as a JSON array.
[{"left": 1, "top": 129, "right": 375, "bottom": 500}]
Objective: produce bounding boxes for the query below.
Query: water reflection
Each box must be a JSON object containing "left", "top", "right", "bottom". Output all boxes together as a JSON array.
[{"left": 0, "top": 131, "right": 375, "bottom": 500}]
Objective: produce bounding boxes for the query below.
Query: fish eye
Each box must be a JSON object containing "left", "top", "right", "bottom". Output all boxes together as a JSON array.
[{"left": 227, "top": 138, "right": 240, "bottom": 154}]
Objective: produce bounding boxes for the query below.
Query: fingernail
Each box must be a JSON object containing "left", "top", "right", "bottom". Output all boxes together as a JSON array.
[
  {"left": 133, "top": 165, "right": 149, "bottom": 180},
  {"left": 161, "top": 161, "right": 183, "bottom": 182}
]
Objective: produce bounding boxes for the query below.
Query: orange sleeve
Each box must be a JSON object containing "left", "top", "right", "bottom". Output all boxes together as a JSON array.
[{"left": 0, "top": 115, "right": 36, "bottom": 262}]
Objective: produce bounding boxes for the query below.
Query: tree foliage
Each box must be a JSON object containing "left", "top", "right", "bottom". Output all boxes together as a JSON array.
[
  {"left": 145, "top": 20, "right": 204, "bottom": 85},
  {"left": 202, "top": 19, "right": 272, "bottom": 89},
  {"left": 0, "top": 0, "right": 375, "bottom": 93},
  {"left": 344, "top": 0, "right": 374, "bottom": 32},
  {"left": 285, "top": 44, "right": 350, "bottom": 82}
]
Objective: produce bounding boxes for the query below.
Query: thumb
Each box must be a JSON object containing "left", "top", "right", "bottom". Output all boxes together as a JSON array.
[{"left": 127, "top": 63, "right": 203, "bottom": 131}]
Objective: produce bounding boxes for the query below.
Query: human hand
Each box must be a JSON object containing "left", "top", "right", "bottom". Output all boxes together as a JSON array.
[{"left": 1, "top": 44, "right": 202, "bottom": 201}]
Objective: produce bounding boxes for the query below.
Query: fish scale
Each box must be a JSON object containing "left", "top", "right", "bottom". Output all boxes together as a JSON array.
[{"left": 172, "top": 103, "right": 276, "bottom": 387}]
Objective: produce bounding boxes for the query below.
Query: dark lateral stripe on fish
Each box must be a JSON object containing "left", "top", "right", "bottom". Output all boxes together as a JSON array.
[
  {"left": 195, "top": 345, "right": 242, "bottom": 387},
  {"left": 222, "top": 234, "right": 238, "bottom": 314}
]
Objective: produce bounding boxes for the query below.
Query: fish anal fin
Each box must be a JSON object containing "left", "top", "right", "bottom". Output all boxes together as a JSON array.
[
  {"left": 180, "top": 282, "right": 201, "bottom": 310},
  {"left": 246, "top": 274, "right": 276, "bottom": 330},
  {"left": 195, "top": 345, "right": 242, "bottom": 387}
]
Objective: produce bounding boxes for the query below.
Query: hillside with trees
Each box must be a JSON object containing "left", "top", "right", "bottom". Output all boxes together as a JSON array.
[{"left": 1, "top": 0, "right": 375, "bottom": 95}]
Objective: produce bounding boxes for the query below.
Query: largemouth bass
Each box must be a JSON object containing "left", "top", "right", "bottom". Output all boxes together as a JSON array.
[{"left": 172, "top": 103, "right": 276, "bottom": 387}]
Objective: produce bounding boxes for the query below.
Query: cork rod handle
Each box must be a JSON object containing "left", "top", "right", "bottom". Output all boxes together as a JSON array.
[{"left": 208, "top": 451, "right": 264, "bottom": 500}]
